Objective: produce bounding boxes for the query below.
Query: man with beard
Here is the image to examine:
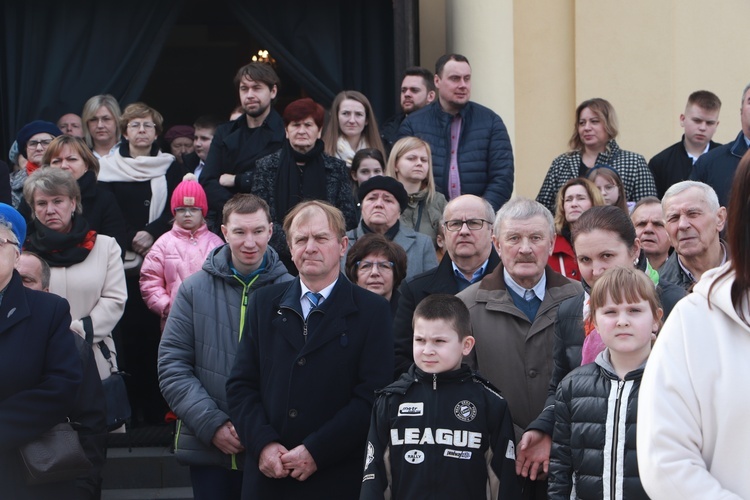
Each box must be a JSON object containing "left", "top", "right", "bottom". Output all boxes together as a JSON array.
[
  {"left": 379, "top": 67, "right": 435, "bottom": 154},
  {"left": 201, "top": 63, "right": 286, "bottom": 231}
]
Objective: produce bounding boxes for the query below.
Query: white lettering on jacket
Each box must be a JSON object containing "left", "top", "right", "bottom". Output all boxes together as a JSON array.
[{"left": 390, "top": 428, "right": 482, "bottom": 449}]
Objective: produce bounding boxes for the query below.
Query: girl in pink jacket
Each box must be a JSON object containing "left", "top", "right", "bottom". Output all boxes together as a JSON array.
[{"left": 140, "top": 173, "right": 223, "bottom": 330}]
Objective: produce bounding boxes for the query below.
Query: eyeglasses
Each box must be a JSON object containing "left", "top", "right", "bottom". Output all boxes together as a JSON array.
[
  {"left": 443, "top": 219, "right": 492, "bottom": 232},
  {"left": 175, "top": 207, "right": 201, "bottom": 214},
  {"left": 0, "top": 237, "right": 18, "bottom": 248},
  {"left": 127, "top": 121, "right": 156, "bottom": 130},
  {"left": 27, "top": 139, "right": 53, "bottom": 149},
  {"left": 356, "top": 260, "right": 395, "bottom": 273}
]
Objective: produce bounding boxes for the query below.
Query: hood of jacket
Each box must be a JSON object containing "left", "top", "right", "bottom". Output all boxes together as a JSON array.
[{"left": 202, "top": 243, "right": 289, "bottom": 287}]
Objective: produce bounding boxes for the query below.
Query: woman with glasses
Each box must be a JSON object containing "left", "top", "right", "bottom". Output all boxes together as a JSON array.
[
  {"left": 345, "top": 233, "right": 408, "bottom": 315},
  {"left": 12, "top": 120, "right": 62, "bottom": 208},
  {"left": 98, "top": 102, "right": 182, "bottom": 425},
  {"left": 346, "top": 176, "right": 437, "bottom": 280}
]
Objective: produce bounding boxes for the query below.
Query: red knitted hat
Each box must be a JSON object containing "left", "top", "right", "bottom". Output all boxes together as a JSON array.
[{"left": 171, "top": 173, "right": 208, "bottom": 216}]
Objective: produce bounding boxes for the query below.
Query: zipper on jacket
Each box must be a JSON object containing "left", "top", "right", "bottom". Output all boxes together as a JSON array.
[
  {"left": 432, "top": 373, "right": 437, "bottom": 390},
  {"left": 610, "top": 380, "right": 625, "bottom": 497},
  {"left": 234, "top": 274, "right": 259, "bottom": 341}
]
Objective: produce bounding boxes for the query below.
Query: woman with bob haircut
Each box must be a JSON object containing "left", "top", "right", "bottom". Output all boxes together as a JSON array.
[
  {"left": 252, "top": 97, "right": 357, "bottom": 272},
  {"left": 386, "top": 136, "right": 447, "bottom": 250},
  {"left": 322, "top": 90, "right": 385, "bottom": 166},
  {"left": 19, "top": 135, "right": 128, "bottom": 253},
  {"left": 549, "top": 177, "right": 604, "bottom": 281},
  {"left": 345, "top": 232, "right": 408, "bottom": 315},
  {"left": 536, "top": 97, "right": 656, "bottom": 213},
  {"left": 637, "top": 150, "right": 750, "bottom": 498}
]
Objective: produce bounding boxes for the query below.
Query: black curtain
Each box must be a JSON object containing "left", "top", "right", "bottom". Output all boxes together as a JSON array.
[
  {"left": 0, "top": 1, "right": 184, "bottom": 159},
  {"left": 226, "top": 0, "right": 395, "bottom": 122}
]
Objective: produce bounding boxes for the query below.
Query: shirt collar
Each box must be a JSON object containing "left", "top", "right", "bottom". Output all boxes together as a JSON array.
[
  {"left": 676, "top": 240, "right": 728, "bottom": 282},
  {"left": 452, "top": 258, "right": 489, "bottom": 284},
  {"left": 745, "top": 135, "right": 750, "bottom": 148},
  {"left": 503, "top": 268, "right": 546, "bottom": 301},
  {"left": 686, "top": 142, "right": 711, "bottom": 164},
  {"left": 300, "top": 278, "right": 338, "bottom": 303}
]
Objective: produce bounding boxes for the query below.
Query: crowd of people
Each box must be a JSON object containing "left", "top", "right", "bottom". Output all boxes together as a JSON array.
[{"left": 1, "top": 52, "right": 749, "bottom": 500}]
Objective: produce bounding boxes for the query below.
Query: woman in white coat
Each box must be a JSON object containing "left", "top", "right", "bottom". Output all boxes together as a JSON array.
[
  {"left": 23, "top": 168, "right": 126, "bottom": 381},
  {"left": 637, "top": 154, "right": 750, "bottom": 498}
]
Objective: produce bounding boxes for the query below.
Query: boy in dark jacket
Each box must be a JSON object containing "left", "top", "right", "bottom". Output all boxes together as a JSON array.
[
  {"left": 548, "top": 267, "right": 663, "bottom": 499},
  {"left": 361, "top": 294, "right": 521, "bottom": 499}
]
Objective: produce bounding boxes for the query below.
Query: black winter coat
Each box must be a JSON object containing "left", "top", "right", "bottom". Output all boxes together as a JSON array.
[
  {"left": 0, "top": 272, "right": 82, "bottom": 499},
  {"left": 200, "top": 110, "right": 285, "bottom": 217},
  {"left": 393, "top": 250, "right": 500, "bottom": 377},
  {"left": 548, "top": 356, "right": 649, "bottom": 499},
  {"left": 690, "top": 130, "right": 748, "bottom": 209},
  {"left": 528, "top": 262, "right": 685, "bottom": 436},
  {"left": 226, "top": 276, "right": 394, "bottom": 500}
]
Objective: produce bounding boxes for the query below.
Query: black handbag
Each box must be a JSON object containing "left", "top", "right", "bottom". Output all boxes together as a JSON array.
[
  {"left": 18, "top": 421, "right": 92, "bottom": 485},
  {"left": 82, "top": 317, "right": 131, "bottom": 431}
]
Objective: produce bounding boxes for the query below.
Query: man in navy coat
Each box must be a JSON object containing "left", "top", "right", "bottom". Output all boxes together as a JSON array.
[{"left": 227, "top": 200, "right": 393, "bottom": 499}]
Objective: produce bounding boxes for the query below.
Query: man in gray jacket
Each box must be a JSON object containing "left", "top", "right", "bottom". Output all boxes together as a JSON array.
[{"left": 158, "top": 194, "right": 292, "bottom": 500}]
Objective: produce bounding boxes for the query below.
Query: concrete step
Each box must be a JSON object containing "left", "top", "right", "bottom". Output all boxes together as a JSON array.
[{"left": 102, "top": 446, "right": 193, "bottom": 499}]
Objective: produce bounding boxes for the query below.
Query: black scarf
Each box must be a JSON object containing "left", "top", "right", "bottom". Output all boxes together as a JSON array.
[
  {"left": 25, "top": 215, "right": 96, "bottom": 267},
  {"left": 361, "top": 219, "right": 400, "bottom": 241},
  {"left": 276, "top": 139, "right": 328, "bottom": 220}
]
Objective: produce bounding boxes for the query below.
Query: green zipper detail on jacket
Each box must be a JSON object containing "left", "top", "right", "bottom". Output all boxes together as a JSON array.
[
  {"left": 234, "top": 274, "right": 260, "bottom": 342},
  {"left": 174, "top": 419, "right": 182, "bottom": 450},
  {"left": 231, "top": 453, "right": 238, "bottom": 470}
]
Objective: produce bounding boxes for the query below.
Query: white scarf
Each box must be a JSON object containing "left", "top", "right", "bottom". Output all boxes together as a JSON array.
[
  {"left": 99, "top": 150, "right": 174, "bottom": 223},
  {"left": 336, "top": 136, "right": 367, "bottom": 167}
]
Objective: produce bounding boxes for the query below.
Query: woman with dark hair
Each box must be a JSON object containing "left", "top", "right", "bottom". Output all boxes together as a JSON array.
[
  {"left": 345, "top": 233, "right": 407, "bottom": 314},
  {"left": 536, "top": 98, "right": 657, "bottom": 213},
  {"left": 350, "top": 148, "right": 385, "bottom": 223},
  {"left": 19, "top": 135, "right": 128, "bottom": 253},
  {"left": 322, "top": 91, "right": 385, "bottom": 166},
  {"left": 587, "top": 164, "right": 631, "bottom": 213},
  {"left": 515, "top": 205, "right": 685, "bottom": 485},
  {"left": 549, "top": 177, "right": 603, "bottom": 281},
  {"left": 637, "top": 150, "right": 750, "bottom": 498},
  {"left": 252, "top": 97, "right": 357, "bottom": 272}
]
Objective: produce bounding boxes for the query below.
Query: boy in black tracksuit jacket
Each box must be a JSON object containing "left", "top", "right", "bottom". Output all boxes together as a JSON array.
[{"left": 360, "top": 295, "right": 521, "bottom": 499}]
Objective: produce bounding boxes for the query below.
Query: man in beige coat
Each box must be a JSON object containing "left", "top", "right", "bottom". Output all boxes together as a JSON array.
[{"left": 457, "top": 197, "right": 581, "bottom": 500}]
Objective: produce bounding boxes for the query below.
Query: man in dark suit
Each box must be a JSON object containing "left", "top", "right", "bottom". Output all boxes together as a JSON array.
[
  {"left": 226, "top": 200, "right": 393, "bottom": 500},
  {"left": 393, "top": 194, "right": 500, "bottom": 376}
]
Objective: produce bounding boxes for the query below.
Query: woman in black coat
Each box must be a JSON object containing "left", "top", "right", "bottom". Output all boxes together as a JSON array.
[{"left": 0, "top": 205, "right": 82, "bottom": 499}]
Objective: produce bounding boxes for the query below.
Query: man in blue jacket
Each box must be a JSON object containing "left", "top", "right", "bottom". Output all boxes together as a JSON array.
[
  {"left": 690, "top": 82, "right": 750, "bottom": 208},
  {"left": 227, "top": 200, "right": 394, "bottom": 499},
  {"left": 397, "top": 54, "right": 514, "bottom": 211}
]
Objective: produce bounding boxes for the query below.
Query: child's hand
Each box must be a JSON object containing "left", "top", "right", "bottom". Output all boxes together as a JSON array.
[{"left": 515, "top": 430, "right": 551, "bottom": 480}]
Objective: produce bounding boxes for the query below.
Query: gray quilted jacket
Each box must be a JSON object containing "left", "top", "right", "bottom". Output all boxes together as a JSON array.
[{"left": 158, "top": 244, "right": 292, "bottom": 469}]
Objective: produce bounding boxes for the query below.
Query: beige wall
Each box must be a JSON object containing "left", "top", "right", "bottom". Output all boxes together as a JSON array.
[{"left": 420, "top": 0, "right": 750, "bottom": 199}]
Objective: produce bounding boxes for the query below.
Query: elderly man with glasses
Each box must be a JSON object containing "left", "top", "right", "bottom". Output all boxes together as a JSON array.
[{"left": 393, "top": 194, "right": 501, "bottom": 376}]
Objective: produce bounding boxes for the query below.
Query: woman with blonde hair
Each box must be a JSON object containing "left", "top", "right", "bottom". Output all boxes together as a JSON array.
[
  {"left": 322, "top": 90, "right": 385, "bottom": 166},
  {"left": 549, "top": 177, "right": 604, "bottom": 281},
  {"left": 386, "top": 136, "right": 447, "bottom": 248}
]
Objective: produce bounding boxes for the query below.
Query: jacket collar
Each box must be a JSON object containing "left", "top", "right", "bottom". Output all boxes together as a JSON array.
[
  {"left": 0, "top": 272, "right": 32, "bottom": 334},
  {"left": 729, "top": 130, "right": 749, "bottom": 159}
]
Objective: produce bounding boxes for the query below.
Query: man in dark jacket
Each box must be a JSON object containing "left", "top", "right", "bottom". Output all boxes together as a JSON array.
[
  {"left": 648, "top": 90, "right": 722, "bottom": 198},
  {"left": 393, "top": 194, "right": 499, "bottom": 376},
  {"left": 227, "top": 200, "right": 393, "bottom": 500},
  {"left": 201, "top": 63, "right": 286, "bottom": 231},
  {"left": 158, "top": 194, "right": 293, "bottom": 500},
  {"left": 690, "top": 82, "right": 750, "bottom": 208},
  {"left": 397, "top": 54, "right": 514, "bottom": 211},
  {"left": 379, "top": 66, "right": 435, "bottom": 154}
]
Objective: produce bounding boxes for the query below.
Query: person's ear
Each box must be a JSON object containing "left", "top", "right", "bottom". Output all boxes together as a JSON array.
[{"left": 462, "top": 335, "right": 475, "bottom": 356}]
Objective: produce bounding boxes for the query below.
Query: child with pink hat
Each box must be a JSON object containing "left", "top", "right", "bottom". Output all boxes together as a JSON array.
[{"left": 140, "top": 173, "right": 223, "bottom": 330}]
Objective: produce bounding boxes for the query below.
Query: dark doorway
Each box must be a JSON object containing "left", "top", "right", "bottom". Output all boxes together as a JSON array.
[{"left": 139, "top": 0, "right": 305, "bottom": 130}]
